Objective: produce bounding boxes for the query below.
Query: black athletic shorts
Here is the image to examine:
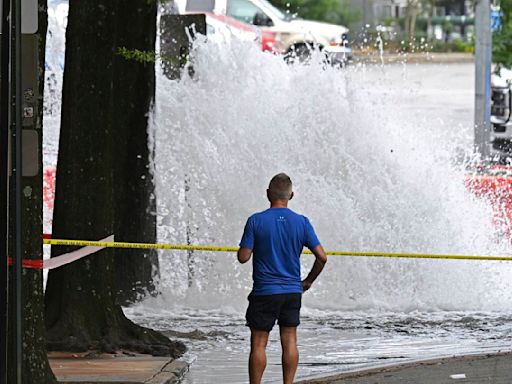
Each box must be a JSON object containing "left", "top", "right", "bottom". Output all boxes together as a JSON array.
[{"left": 245, "top": 293, "right": 302, "bottom": 332}]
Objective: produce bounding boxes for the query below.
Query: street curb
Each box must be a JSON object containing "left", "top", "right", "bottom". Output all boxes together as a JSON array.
[
  {"left": 144, "top": 359, "right": 189, "bottom": 384},
  {"left": 353, "top": 52, "right": 474, "bottom": 65},
  {"left": 294, "top": 351, "right": 512, "bottom": 384}
]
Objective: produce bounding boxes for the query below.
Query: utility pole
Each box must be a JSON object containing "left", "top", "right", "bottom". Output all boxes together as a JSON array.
[
  {"left": 362, "top": 0, "right": 367, "bottom": 28},
  {"left": 474, "top": 0, "right": 492, "bottom": 161}
]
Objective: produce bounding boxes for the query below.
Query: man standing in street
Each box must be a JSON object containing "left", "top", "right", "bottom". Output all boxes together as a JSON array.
[{"left": 238, "top": 173, "right": 327, "bottom": 384}]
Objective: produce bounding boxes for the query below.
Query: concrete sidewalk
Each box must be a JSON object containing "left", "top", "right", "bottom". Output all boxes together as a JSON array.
[
  {"left": 296, "top": 352, "right": 512, "bottom": 384},
  {"left": 48, "top": 352, "right": 188, "bottom": 384}
]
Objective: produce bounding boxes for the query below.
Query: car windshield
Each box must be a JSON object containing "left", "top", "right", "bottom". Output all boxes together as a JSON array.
[{"left": 257, "top": 0, "right": 294, "bottom": 21}]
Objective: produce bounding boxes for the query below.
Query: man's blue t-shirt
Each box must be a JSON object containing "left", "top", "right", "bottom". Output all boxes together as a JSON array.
[{"left": 239, "top": 208, "right": 321, "bottom": 296}]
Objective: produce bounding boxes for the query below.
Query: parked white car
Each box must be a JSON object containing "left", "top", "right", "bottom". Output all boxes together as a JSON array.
[{"left": 176, "top": 0, "right": 352, "bottom": 64}]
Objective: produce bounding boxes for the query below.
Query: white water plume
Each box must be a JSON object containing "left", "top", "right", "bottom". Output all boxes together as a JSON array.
[{"left": 152, "top": 38, "right": 512, "bottom": 313}]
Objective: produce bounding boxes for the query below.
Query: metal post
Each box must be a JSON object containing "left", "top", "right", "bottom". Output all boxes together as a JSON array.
[
  {"left": 0, "top": 0, "right": 11, "bottom": 381},
  {"left": 11, "top": 0, "right": 23, "bottom": 382},
  {"left": 362, "top": 0, "right": 367, "bottom": 28},
  {"left": 474, "top": 0, "right": 492, "bottom": 161}
]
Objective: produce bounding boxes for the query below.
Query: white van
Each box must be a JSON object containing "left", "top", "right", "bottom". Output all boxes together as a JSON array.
[{"left": 176, "top": 0, "right": 352, "bottom": 64}]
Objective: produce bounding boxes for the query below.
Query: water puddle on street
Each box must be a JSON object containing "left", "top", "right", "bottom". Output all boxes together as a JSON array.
[{"left": 125, "top": 306, "right": 512, "bottom": 383}]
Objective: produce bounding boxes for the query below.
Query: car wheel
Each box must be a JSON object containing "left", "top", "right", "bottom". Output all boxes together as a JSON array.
[{"left": 285, "top": 44, "right": 312, "bottom": 64}]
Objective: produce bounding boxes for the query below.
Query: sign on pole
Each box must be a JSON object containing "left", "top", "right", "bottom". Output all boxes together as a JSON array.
[{"left": 490, "top": 6, "right": 503, "bottom": 32}]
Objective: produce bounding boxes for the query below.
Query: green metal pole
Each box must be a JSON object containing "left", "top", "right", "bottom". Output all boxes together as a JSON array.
[
  {"left": 11, "top": 0, "right": 22, "bottom": 382},
  {"left": 1, "top": 0, "right": 11, "bottom": 381}
]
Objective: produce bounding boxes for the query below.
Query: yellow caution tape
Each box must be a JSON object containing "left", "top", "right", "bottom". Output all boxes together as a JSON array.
[{"left": 43, "top": 238, "right": 512, "bottom": 262}]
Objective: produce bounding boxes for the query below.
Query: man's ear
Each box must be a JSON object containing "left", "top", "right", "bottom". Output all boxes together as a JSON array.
[
  {"left": 267, "top": 189, "right": 272, "bottom": 202},
  {"left": 289, "top": 191, "right": 294, "bottom": 200}
]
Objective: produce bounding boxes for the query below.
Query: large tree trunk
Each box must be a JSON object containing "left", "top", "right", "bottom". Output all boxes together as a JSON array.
[
  {"left": 44, "top": 0, "right": 184, "bottom": 357},
  {"left": 7, "top": 1, "right": 56, "bottom": 382},
  {"left": 113, "top": 1, "right": 159, "bottom": 305}
]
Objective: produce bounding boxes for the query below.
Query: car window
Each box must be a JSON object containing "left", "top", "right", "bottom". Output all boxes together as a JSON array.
[
  {"left": 186, "top": 0, "right": 215, "bottom": 12},
  {"left": 226, "top": 0, "right": 267, "bottom": 24},
  {"left": 257, "top": 0, "right": 289, "bottom": 21}
]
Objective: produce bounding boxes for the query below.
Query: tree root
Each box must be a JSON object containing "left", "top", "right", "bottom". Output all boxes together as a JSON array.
[{"left": 46, "top": 316, "right": 186, "bottom": 358}]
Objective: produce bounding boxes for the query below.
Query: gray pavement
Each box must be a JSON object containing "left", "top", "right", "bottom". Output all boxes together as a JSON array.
[{"left": 296, "top": 352, "right": 512, "bottom": 384}]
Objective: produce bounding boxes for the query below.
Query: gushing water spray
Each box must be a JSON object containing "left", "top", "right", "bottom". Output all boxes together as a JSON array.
[{"left": 152, "top": 37, "right": 512, "bottom": 313}]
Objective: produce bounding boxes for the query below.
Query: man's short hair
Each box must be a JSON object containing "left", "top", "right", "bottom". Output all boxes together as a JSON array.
[{"left": 268, "top": 173, "right": 293, "bottom": 201}]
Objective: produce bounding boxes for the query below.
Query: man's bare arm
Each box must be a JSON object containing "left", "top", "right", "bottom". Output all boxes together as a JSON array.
[
  {"left": 302, "top": 245, "right": 327, "bottom": 291},
  {"left": 237, "top": 247, "right": 253, "bottom": 264}
]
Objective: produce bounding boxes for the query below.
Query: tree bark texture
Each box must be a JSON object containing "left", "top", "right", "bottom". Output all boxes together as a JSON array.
[
  {"left": 44, "top": 0, "right": 184, "bottom": 357},
  {"left": 112, "top": 1, "right": 159, "bottom": 305},
  {"left": 7, "top": 1, "right": 56, "bottom": 382}
]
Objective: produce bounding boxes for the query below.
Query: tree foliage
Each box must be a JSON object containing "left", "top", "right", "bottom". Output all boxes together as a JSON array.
[
  {"left": 268, "top": 0, "right": 360, "bottom": 26},
  {"left": 493, "top": 0, "right": 512, "bottom": 69},
  {"left": 117, "top": 47, "right": 157, "bottom": 63}
]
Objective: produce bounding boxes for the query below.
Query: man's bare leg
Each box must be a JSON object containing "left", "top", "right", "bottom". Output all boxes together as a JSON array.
[
  {"left": 280, "top": 326, "right": 299, "bottom": 384},
  {"left": 249, "top": 328, "right": 269, "bottom": 384}
]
